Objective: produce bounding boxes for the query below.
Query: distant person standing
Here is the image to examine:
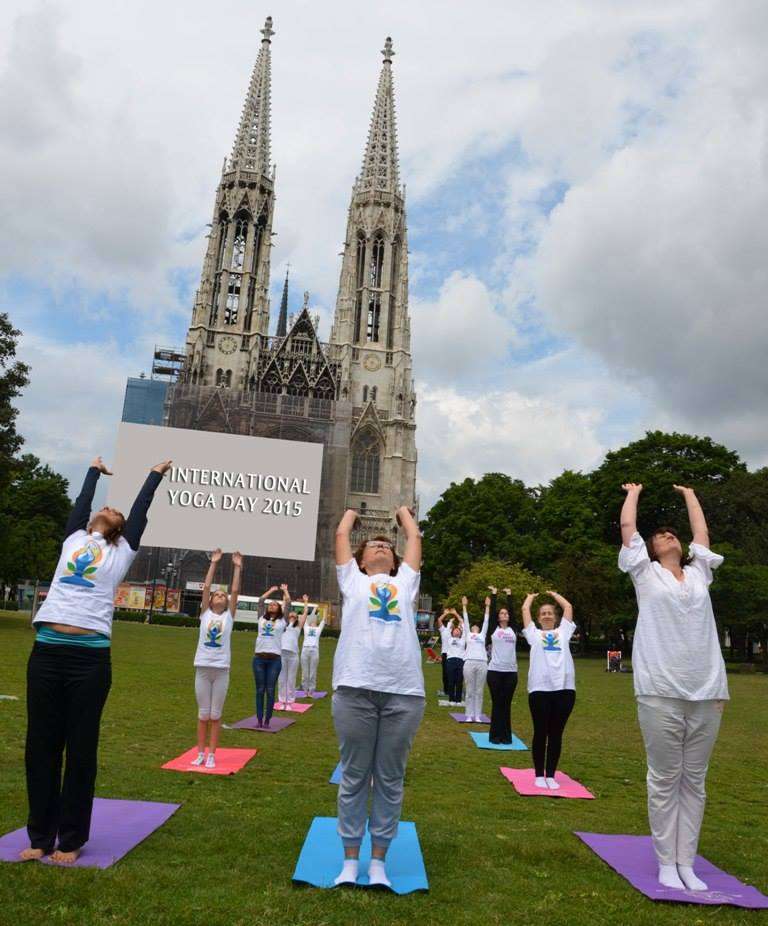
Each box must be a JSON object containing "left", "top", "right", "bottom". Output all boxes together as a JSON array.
[
  {"left": 485, "top": 586, "right": 519, "bottom": 744},
  {"left": 278, "top": 595, "right": 308, "bottom": 707},
  {"left": 300, "top": 606, "right": 325, "bottom": 697}
]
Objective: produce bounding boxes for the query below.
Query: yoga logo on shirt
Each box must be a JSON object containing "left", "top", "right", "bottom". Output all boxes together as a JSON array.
[
  {"left": 369, "top": 583, "right": 400, "bottom": 622},
  {"left": 541, "top": 630, "right": 561, "bottom": 652},
  {"left": 60, "top": 540, "right": 103, "bottom": 588},
  {"left": 307, "top": 628, "right": 317, "bottom": 638},
  {"left": 262, "top": 621, "right": 275, "bottom": 637},
  {"left": 204, "top": 620, "right": 223, "bottom": 648}
]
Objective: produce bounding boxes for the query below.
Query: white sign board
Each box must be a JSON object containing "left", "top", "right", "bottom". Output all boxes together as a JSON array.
[{"left": 107, "top": 422, "right": 323, "bottom": 560}]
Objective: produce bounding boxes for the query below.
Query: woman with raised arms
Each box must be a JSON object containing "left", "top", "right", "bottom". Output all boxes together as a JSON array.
[
  {"left": 191, "top": 548, "right": 241, "bottom": 767},
  {"left": 619, "top": 483, "right": 728, "bottom": 892},
  {"left": 22, "top": 455, "right": 169, "bottom": 863},
  {"left": 332, "top": 507, "right": 425, "bottom": 888},
  {"left": 252, "top": 583, "right": 291, "bottom": 728},
  {"left": 522, "top": 590, "right": 576, "bottom": 790},
  {"left": 486, "top": 586, "right": 519, "bottom": 744},
  {"left": 462, "top": 595, "right": 490, "bottom": 723}
]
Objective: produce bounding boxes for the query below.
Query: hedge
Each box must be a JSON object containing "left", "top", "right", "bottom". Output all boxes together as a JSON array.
[{"left": 112, "top": 609, "right": 340, "bottom": 637}]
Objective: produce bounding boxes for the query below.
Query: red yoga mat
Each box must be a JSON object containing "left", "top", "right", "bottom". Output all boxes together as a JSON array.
[{"left": 162, "top": 747, "right": 257, "bottom": 775}]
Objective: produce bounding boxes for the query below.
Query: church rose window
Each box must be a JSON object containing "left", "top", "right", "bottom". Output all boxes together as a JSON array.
[{"left": 351, "top": 430, "right": 381, "bottom": 494}]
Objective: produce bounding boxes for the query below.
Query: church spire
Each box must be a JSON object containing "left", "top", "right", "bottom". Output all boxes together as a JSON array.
[
  {"left": 230, "top": 16, "right": 274, "bottom": 175},
  {"left": 357, "top": 37, "right": 400, "bottom": 194},
  {"left": 276, "top": 265, "right": 289, "bottom": 337}
]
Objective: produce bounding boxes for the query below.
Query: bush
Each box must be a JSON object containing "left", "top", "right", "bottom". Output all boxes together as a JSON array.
[{"left": 0, "top": 600, "right": 19, "bottom": 611}]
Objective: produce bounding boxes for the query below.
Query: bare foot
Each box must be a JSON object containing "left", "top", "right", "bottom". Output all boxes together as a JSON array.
[
  {"left": 51, "top": 848, "right": 81, "bottom": 864},
  {"left": 19, "top": 847, "right": 46, "bottom": 861}
]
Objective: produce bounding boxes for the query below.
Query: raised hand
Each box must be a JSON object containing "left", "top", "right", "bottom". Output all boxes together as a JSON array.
[
  {"left": 621, "top": 482, "right": 643, "bottom": 494},
  {"left": 524, "top": 592, "right": 537, "bottom": 604},
  {"left": 484, "top": 596, "right": 491, "bottom": 607},
  {"left": 231, "top": 551, "right": 243, "bottom": 568},
  {"left": 152, "top": 460, "right": 173, "bottom": 475},
  {"left": 210, "top": 548, "right": 223, "bottom": 563},
  {"left": 503, "top": 587, "right": 512, "bottom": 595},
  {"left": 672, "top": 484, "right": 694, "bottom": 496},
  {"left": 488, "top": 585, "right": 498, "bottom": 595},
  {"left": 90, "top": 456, "right": 113, "bottom": 475}
]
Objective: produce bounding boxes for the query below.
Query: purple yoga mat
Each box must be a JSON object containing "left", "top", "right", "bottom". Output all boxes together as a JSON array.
[
  {"left": 295, "top": 690, "right": 327, "bottom": 699},
  {"left": 449, "top": 712, "right": 491, "bottom": 724},
  {"left": 575, "top": 833, "right": 768, "bottom": 908},
  {"left": 228, "top": 714, "right": 296, "bottom": 733},
  {"left": 0, "top": 798, "right": 180, "bottom": 869}
]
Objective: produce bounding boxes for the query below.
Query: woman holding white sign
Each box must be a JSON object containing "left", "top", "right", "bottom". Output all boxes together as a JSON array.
[
  {"left": 22, "top": 455, "right": 170, "bottom": 864},
  {"left": 191, "top": 548, "right": 241, "bottom": 767},
  {"left": 332, "top": 507, "right": 425, "bottom": 889},
  {"left": 278, "top": 595, "right": 309, "bottom": 708},
  {"left": 252, "top": 583, "right": 291, "bottom": 727}
]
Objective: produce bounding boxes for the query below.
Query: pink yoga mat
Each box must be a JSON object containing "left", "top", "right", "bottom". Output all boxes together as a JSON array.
[
  {"left": 162, "top": 747, "right": 257, "bottom": 775},
  {"left": 274, "top": 701, "right": 313, "bottom": 713},
  {"left": 228, "top": 714, "right": 296, "bottom": 733},
  {"left": 449, "top": 712, "right": 490, "bottom": 724},
  {"left": 500, "top": 767, "right": 594, "bottom": 799},
  {"left": 0, "top": 798, "right": 179, "bottom": 869}
]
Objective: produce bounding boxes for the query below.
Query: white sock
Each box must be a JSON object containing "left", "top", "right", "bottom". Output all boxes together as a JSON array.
[
  {"left": 334, "top": 858, "right": 359, "bottom": 886},
  {"left": 191, "top": 751, "right": 205, "bottom": 766},
  {"left": 658, "top": 864, "right": 685, "bottom": 890},
  {"left": 678, "top": 865, "right": 708, "bottom": 891},
  {"left": 534, "top": 776, "right": 548, "bottom": 788},
  {"left": 545, "top": 776, "right": 560, "bottom": 790},
  {"left": 205, "top": 752, "right": 216, "bottom": 768},
  {"left": 368, "top": 858, "right": 391, "bottom": 888}
]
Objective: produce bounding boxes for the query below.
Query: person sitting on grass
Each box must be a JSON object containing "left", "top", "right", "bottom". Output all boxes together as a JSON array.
[{"left": 191, "top": 548, "right": 241, "bottom": 768}]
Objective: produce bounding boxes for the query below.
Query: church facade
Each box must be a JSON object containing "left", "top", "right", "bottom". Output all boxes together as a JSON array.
[{"left": 161, "top": 19, "right": 417, "bottom": 603}]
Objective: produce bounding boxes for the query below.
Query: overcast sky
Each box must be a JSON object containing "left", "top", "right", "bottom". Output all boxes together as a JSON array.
[{"left": 1, "top": 0, "right": 766, "bottom": 511}]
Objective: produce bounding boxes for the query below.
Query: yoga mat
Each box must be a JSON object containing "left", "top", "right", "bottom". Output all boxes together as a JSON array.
[
  {"left": 470, "top": 731, "right": 527, "bottom": 751},
  {"left": 161, "top": 747, "right": 257, "bottom": 775},
  {"left": 292, "top": 816, "right": 428, "bottom": 894},
  {"left": 438, "top": 699, "right": 464, "bottom": 707},
  {"left": 0, "top": 798, "right": 179, "bottom": 869},
  {"left": 226, "top": 714, "right": 296, "bottom": 733},
  {"left": 274, "top": 701, "right": 313, "bottom": 713},
  {"left": 500, "top": 767, "right": 594, "bottom": 799},
  {"left": 295, "top": 690, "right": 327, "bottom": 699},
  {"left": 575, "top": 833, "right": 768, "bottom": 908},
  {"left": 329, "top": 762, "right": 342, "bottom": 785},
  {"left": 449, "top": 712, "right": 490, "bottom": 724},
  {"left": 0, "top": 695, "right": 19, "bottom": 701}
]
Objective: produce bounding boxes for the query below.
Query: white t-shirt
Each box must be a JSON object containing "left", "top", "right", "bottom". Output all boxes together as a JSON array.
[
  {"left": 254, "top": 616, "right": 286, "bottom": 655},
  {"left": 444, "top": 630, "right": 466, "bottom": 660},
  {"left": 523, "top": 620, "right": 576, "bottom": 692},
  {"left": 302, "top": 620, "right": 325, "bottom": 649},
  {"left": 194, "top": 608, "right": 233, "bottom": 669},
  {"left": 489, "top": 626, "right": 518, "bottom": 672},
  {"left": 618, "top": 531, "right": 729, "bottom": 700},
  {"left": 463, "top": 612, "right": 489, "bottom": 661},
  {"left": 281, "top": 622, "right": 301, "bottom": 655},
  {"left": 33, "top": 530, "right": 137, "bottom": 638},
  {"left": 333, "top": 559, "right": 424, "bottom": 697}
]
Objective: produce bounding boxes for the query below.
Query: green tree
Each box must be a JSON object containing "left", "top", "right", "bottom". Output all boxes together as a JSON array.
[
  {"left": 0, "top": 313, "right": 30, "bottom": 495},
  {"left": 590, "top": 431, "right": 744, "bottom": 544},
  {"left": 420, "top": 473, "right": 540, "bottom": 600},
  {"left": 709, "top": 557, "right": 768, "bottom": 664},
  {"left": 698, "top": 468, "right": 768, "bottom": 565},
  {"left": 0, "top": 454, "right": 71, "bottom": 588},
  {"left": 442, "top": 557, "right": 548, "bottom": 618}
]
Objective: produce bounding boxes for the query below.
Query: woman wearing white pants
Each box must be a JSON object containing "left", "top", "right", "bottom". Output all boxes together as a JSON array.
[
  {"left": 278, "top": 595, "right": 308, "bottom": 708},
  {"left": 300, "top": 612, "right": 325, "bottom": 696},
  {"left": 619, "top": 483, "right": 728, "bottom": 893},
  {"left": 462, "top": 596, "right": 489, "bottom": 723}
]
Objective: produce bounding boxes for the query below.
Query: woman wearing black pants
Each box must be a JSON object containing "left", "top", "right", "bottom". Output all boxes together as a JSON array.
[
  {"left": 22, "top": 455, "right": 169, "bottom": 863},
  {"left": 522, "top": 590, "right": 576, "bottom": 790},
  {"left": 486, "top": 586, "right": 519, "bottom": 743}
]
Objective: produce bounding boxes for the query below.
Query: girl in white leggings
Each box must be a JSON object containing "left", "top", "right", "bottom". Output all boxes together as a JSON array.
[
  {"left": 619, "top": 483, "right": 728, "bottom": 893},
  {"left": 278, "top": 596, "right": 308, "bottom": 708},
  {"left": 301, "top": 610, "right": 325, "bottom": 696},
  {"left": 191, "top": 549, "right": 241, "bottom": 768},
  {"left": 462, "top": 595, "right": 489, "bottom": 722}
]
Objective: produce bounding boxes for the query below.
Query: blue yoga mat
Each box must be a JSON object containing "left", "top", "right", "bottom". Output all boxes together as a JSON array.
[
  {"left": 329, "top": 762, "right": 342, "bottom": 784},
  {"left": 469, "top": 731, "right": 528, "bottom": 751},
  {"left": 292, "top": 816, "right": 429, "bottom": 894}
]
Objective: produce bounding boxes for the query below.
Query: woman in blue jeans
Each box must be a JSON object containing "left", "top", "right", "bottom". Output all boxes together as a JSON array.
[{"left": 252, "top": 583, "right": 290, "bottom": 728}]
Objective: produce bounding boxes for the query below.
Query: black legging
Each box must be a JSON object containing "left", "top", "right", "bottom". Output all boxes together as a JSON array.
[
  {"left": 528, "top": 689, "right": 576, "bottom": 777},
  {"left": 441, "top": 653, "right": 449, "bottom": 695},
  {"left": 487, "top": 670, "right": 518, "bottom": 743},
  {"left": 446, "top": 657, "right": 464, "bottom": 703}
]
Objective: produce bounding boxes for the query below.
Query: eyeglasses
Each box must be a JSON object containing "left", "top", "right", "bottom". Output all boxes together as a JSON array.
[{"left": 365, "top": 541, "right": 394, "bottom": 551}]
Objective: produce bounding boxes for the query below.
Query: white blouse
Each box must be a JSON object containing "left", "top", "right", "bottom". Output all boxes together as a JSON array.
[{"left": 618, "top": 531, "right": 729, "bottom": 701}]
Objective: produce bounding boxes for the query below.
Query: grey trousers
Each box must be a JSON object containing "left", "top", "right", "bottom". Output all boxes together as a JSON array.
[
  {"left": 332, "top": 686, "right": 425, "bottom": 849},
  {"left": 637, "top": 696, "right": 723, "bottom": 866},
  {"left": 301, "top": 647, "right": 319, "bottom": 693}
]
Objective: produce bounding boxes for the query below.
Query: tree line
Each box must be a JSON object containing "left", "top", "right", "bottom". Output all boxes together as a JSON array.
[{"left": 419, "top": 432, "right": 768, "bottom": 662}]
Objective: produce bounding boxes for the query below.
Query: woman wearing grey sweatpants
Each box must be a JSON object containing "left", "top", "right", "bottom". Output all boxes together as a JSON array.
[
  {"left": 619, "top": 483, "right": 728, "bottom": 894},
  {"left": 332, "top": 506, "right": 425, "bottom": 889}
]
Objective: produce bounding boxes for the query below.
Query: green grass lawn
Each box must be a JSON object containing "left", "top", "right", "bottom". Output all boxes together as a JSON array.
[{"left": 0, "top": 612, "right": 766, "bottom": 926}]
